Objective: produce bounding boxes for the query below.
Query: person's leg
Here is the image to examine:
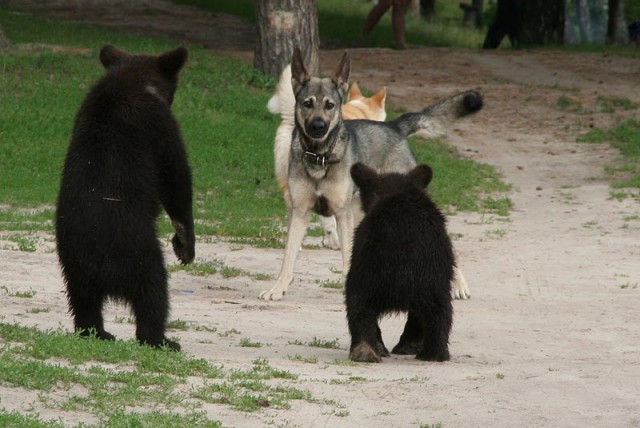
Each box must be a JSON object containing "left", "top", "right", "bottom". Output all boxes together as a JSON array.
[
  {"left": 362, "top": 0, "right": 393, "bottom": 37},
  {"left": 391, "top": 0, "right": 407, "bottom": 49}
]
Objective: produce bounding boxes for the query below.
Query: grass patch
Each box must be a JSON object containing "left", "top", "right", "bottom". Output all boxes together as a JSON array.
[
  {"left": 168, "top": 258, "right": 272, "bottom": 281},
  {"left": 578, "top": 118, "right": 640, "bottom": 188},
  {"left": 167, "top": 319, "right": 191, "bottom": 331},
  {"left": 1, "top": 233, "right": 39, "bottom": 252},
  {"left": 287, "top": 354, "right": 319, "bottom": 364},
  {"left": 190, "top": 359, "right": 308, "bottom": 412},
  {"left": 26, "top": 307, "right": 50, "bottom": 314},
  {"left": 168, "top": 260, "right": 220, "bottom": 276},
  {"left": 0, "top": 323, "right": 333, "bottom": 424},
  {"left": 318, "top": 279, "right": 344, "bottom": 289},
  {"left": 289, "top": 337, "right": 342, "bottom": 350},
  {"left": 239, "top": 337, "right": 263, "bottom": 348},
  {"left": 0, "top": 6, "right": 511, "bottom": 240},
  {"left": 0, "top": 286, "right": 36, "bottom": 298},
  {"left": 557, "top": 95, "right": 584, "bottom": 113},
  {"left": 597, "top": 95, "right": 639, "bottom": 113},
  {"left": 410, "top": 137, "right": 512, "bottom": 215}
]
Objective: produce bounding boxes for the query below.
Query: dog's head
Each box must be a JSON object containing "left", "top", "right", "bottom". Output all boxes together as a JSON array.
[
  {"left": 345, "top": 82, "right": 387, "bottom": 121},
  {"left": 290, "top": 48, "right": 350, "bottom": 144},
  {"left": 350, "top": 163, "right": 433, "bottom": 213}
]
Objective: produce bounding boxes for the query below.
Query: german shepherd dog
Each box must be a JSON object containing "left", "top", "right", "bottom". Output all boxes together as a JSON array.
[
  {"left": 268, "top": 63, "right": 387, "bottom": 250},
  {"left": 259, "top": 48, "right": 481, "bottom": 301}
]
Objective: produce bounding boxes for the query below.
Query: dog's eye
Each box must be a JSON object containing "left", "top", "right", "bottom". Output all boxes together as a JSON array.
[
  {"left": 303, "top": 100, "right": 314, "bottom": 108},
  {"left": 325, "top": 101, "right": 336, "bottom": 110}
]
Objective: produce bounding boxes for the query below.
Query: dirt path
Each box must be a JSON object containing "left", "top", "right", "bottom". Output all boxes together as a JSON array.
[{"left": 2, "top": 1, "right": 640, "bottom": 427}]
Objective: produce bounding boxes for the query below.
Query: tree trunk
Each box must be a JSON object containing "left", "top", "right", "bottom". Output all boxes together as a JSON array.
[
  {"left": 520, "top": 0, "right": 565, "bottom": 45},
  {"left": 607, "top": 0, "right": 620, "bottom": 43},
  {"left": 0, "top": 24, "right": 11, "bottom": 49},
  {"left": 253, "top": 0, "right": 320, "bottom": 78},
  {"left": 576, "top": 0, "right": 592, "bottom": 42},
  {"left": 607, "top": 0, "right": 627, "bottom": 43}
]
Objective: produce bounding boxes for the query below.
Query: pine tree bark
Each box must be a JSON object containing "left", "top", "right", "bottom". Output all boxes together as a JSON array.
[{"left": 253, "top": 0, "right": 320, "bottom": 77}]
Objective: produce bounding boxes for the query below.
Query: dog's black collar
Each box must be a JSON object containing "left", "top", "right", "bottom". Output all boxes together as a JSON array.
[
  {"left": 300, "top": 125, "right": 341, "bottom": 168},
  {"left": 304, "top": 151, "right": 340, "bottom": 167}
]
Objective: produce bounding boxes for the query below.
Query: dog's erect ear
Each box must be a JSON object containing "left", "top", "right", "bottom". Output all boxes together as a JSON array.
[
  {"left": 409, "top": 164, "right": 434, "bottom": 189},
  {"left": 99, "top": 45, "right": 128, "bottom": 70},
  {"left": 372, "top": 86, "right": 387, "bottom": 107},
  {"left": 158, "top": 46, "right": 188, "bottom": 78},
  {"left": 347, "top": 82, "right": 362, "bottom": 101},
  {"left": 290, "top": 47, "right": 310, "bottom": 95},
  {"left": 350, "top": 162, "right": 378, "bottom": 191},
  {"left": 331, "top": 51, "right": 350, "bottom": 96}
]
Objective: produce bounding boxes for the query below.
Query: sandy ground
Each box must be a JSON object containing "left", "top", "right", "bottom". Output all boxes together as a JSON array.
[{"left": 1, "top": 1, "right": 640, "bottom": 427}]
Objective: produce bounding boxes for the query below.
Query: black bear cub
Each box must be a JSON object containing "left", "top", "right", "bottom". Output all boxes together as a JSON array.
[
  {"left": 55, "top": 45, "right": 195, "bottom": 351},
  {"left": 345, "top": 163, "right": 454, "bottom": 363}
]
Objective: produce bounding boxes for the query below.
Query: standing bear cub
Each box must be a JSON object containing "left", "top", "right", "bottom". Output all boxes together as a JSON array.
[
  {"left": 345, "top": 163, "right": 454, "bottom": 363},
  {"left": 55, "top": 45, "right": 195, "bottom": 351}
]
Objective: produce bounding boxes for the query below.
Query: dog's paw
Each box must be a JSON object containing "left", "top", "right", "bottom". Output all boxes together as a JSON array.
[
  {"left": 258, "top": 288, "right": 286, "bottom": 301},
  {"left": 452, "top": 267, "right": 471, "bottom": 300},
  {"left": 453, "top": 287, "right": 470, "bottom": 300},
  {"left": 323, "top": 231, "right": 341, "bottom": 250},
  {"left": 350, "top": 342, "right": 382, "bottom": 363},
  {"left": 452, "top": 281, "right": 471, "bottom": 300}
]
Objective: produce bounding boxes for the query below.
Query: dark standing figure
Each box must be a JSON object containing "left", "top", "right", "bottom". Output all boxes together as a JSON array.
[
  {"left": 362, "top": 0, "right": 413, "bottom": 49},
  {"left": 345, "top": 163, "right": 454, "bottom": 363},
  {"left": 55, "top": 45, "right": 195, "bottom": 351},
  {"left": 629, "top": 21, "right": 640, "bottom": 47},
  {"left": 482, "top": 0, "right": 523, "bottom": 49}
]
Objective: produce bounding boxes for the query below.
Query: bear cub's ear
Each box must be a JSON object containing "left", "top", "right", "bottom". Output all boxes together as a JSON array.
[
  {"left": 158, "top": 46, "right": 188, "bottom": 78},
  {"left": 408, "top": 164, "right": 433, "bottom": 189},
  {"left": 99, "top": 45, "right": 129, "bottom": 70},
  {"left": 350, "top": 162, "right": 379, "bottom": 191}
]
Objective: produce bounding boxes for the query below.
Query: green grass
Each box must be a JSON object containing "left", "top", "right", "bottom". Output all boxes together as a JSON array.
[
  {"left": 168, "top": 258, "right": 273, "bottom": 280},
  {"left": 1, "top": 232, "right": 39, "bottom": 252},
  {"left": 0, "top": 5, "right": 512, "bottom": 242},
  {"left": 596, "top": 95, "right": 639, "bottom": 113},
  {"left": 318, "top": 279, "right": 344, "bottom": 289},
  {"left": 306, "top": 337, "right": 341, "bottom": 349},
  {"left": 0, "top": 323, "right": 333, "bottom": 425},
  {"left": 578, "top": 118, "right": 640, "bottom": 188},
  {"left": 0, "top": 285, "right": 36, "bottom": 298}
]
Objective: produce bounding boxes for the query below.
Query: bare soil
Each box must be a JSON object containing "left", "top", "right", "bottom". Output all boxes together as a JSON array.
[{"left": 2, "top": 1, "right": 640, "bottom": 427}]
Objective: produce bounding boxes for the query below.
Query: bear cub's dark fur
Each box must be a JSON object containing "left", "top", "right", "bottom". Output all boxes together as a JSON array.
[
  {"left": 345, "top": 163, "right": 454, "bottom": 362},
  {"left": 55, "top": 45, "right": 195, "bottom": 351}
]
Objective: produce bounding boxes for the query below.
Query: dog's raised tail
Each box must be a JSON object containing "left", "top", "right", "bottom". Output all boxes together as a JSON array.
[
  {"left": 267, "top": 64, "right": 295, "bottom": 121},
  {"left": 393, "top": 90, "right": 483, "bottom": 138}
]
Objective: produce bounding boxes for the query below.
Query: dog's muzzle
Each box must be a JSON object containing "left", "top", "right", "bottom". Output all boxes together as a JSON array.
[{"left": 308, "top": 118, "right": 328, "bottom": 139}]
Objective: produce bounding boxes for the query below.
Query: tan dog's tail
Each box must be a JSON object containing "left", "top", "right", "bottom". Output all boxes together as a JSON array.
[{"left": 267, "top": 64, "right": 295, "bottom": 122}]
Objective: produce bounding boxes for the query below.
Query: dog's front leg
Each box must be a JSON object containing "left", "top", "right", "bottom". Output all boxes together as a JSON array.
[
  {"left": 334, "top": 207, "right": 354, "bottom": 279},
  {"left": 259, "top": 208, "right": 311, "bottom": 301},
  {"left": 320, "top": 215, "right": 340, "bottom": 250},
  {"left": 452, "top": 265, "right": 471, "bottom": 300}
]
